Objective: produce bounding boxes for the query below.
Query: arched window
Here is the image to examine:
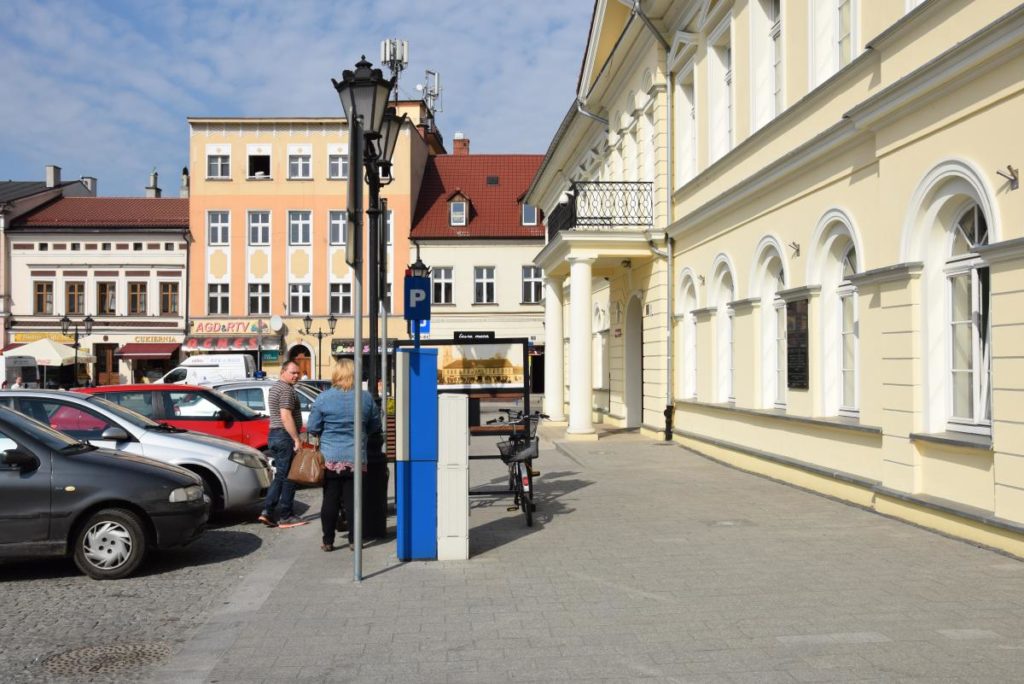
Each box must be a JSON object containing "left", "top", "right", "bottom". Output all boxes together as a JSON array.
[
  {"left": 838, "top": 246, "right": 858, "bottom": 414},
  {"left": 752, "top": 243, "right": 786, "bottom": 408},
  {"left": 676, "top": 274, "right": 699, "bottom": 399},
  {"left": 711, "top": 261, "right": 736, "bottom": 403},
  {"left": 947, "top": 203, "right": 990, "bottom": 427}
]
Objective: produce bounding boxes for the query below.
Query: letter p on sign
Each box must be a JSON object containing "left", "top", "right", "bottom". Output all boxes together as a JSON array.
[{"left": 404, "top": 275, "right": 431, "bottom": 322}]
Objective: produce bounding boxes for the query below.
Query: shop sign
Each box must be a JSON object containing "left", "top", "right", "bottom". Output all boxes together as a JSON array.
[
  {"left": 190, "top": 320, "right": 262, "bottom": 335},
  {"left": 331, "top": 339, "right": 398, "bottom": 355},
  {"left": 262, "top": 350, "right": 280, "bottom": 362},
  {"left": 13, "top": 332, "right": 73, "bottom": 343},
  {"left": 134, "top": 336, "right": 178, "bottom": 343}
]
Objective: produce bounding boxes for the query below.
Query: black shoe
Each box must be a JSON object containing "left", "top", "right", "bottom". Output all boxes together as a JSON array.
[{"left": 258, "top": 512, "right": 277, "bottom": 528}]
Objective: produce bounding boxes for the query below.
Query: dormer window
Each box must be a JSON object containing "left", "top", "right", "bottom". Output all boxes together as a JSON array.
[
  {"left": 450, "top": 200, "right": 467, "bottom": 226},
  {"left": 522, "top": 203, "right": 538, "bottom": 226}
]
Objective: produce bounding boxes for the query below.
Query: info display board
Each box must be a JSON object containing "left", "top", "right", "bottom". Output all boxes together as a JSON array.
[{"left": 786, "top": 298, "right": 809, "bottom": 390}]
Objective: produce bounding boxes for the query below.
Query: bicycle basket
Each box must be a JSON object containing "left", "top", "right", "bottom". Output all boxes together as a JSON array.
[
  {"left": 496, "top": 439, "right": 517, "bottom": 461},
  {"left": 506, "top": 438, "right": 538, "bottom": 463}
]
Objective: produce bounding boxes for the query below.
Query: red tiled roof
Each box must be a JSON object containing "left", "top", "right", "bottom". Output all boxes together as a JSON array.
[
  {"left": 410, "top": 154, "right": 545, "bottom": 240},
  {"left": 13, "top": 197, "right": 189, "bottom": 228}
]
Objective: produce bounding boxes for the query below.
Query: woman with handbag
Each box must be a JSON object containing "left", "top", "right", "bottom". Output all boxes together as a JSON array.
[{"left": 306, "top": 358, "right": 381, "bottom": 552}]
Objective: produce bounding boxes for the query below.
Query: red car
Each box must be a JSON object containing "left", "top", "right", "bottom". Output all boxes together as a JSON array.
[{"left": 75, "top": 384, "right": 271, "bottom": 451}]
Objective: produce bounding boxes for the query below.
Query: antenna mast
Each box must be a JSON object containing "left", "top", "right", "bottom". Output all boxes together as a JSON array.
[{"left": 380, "top": 38, "right": 409, "bottom": 99}]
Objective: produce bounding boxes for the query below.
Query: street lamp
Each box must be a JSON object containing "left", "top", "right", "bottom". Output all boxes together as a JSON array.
[
  {"left": 302, "top": 313, "right": 337, "bottom": 381},
  {"left": 60, "top": 314, "right": 94, "bottom": 388}
]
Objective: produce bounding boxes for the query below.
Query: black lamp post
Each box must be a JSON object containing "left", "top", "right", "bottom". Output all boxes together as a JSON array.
[
  {"left": 303, "top": 313, "right": 337, "bottom": 381},
  {"left": 60, "top": 314, "right": 94, "bottom": 387}
]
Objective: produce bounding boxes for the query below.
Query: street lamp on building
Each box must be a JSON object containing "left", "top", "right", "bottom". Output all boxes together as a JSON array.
[
  {"left": 302, "top": 314, "right": 337, "bottom": 381},
  {"left": 60, "top": 314, "right": 94, "bottom": 387}
]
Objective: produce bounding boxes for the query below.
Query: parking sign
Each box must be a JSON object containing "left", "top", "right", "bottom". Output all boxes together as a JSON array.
[{"left": 404, "top": 275, "right": 431, "bottom": 321}]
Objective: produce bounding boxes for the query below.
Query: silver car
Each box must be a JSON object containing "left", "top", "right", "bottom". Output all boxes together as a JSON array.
[
  {"left": 0, "top": 390, "right": 273, "bottom": 513},
  {"left": 211, "top": 379, "right": 319, "bottom": 426}
]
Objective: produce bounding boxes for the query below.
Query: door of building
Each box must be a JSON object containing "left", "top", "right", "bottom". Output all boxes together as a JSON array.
[
  {"left": 94, "top": 344, "right": 119, "bottom": 385},
  {"left": 291, "top": 353, "right": 311, "bottom": 379}
]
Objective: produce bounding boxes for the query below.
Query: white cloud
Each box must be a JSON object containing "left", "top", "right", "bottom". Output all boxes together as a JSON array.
[{"left": 0, "top": 0, "right": 591, "bottom": 195}]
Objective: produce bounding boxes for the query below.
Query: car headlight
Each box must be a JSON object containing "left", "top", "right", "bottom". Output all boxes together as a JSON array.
[
  {"left": 229, "top": 450, "right": 263, "bottom": 468},
  {"left": 169, "top": 485, "right": 203, "bottom": 503}
]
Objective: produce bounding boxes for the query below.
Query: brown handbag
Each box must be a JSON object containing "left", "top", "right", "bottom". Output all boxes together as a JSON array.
[{"left": 287, "top": 439, "right": 325, "bottom": 486}]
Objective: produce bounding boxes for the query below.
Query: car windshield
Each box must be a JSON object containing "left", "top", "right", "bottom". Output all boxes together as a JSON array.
[
  {"left": 0, "top": 405, "right": 83, "bottom": 451},
  {"left": 205, "top": 388, "right": 261, "bottom": 419},
  {"left": 84, "top": 395, "right": 161, "bottom": 428}
]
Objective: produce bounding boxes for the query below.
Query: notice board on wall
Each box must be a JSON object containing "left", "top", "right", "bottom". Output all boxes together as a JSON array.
[{"left": 787, "top": 298, "right": 809, "bottom": 390}]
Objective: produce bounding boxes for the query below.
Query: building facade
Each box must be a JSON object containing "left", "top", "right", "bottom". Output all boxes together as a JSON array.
[
  {"left": 7, "top": 195, "right": 190, "bottom": 384},
  {"left": 186, "top": 105, "right": 440, "bottom": 379},
  {"left": 529, "top": 0, "right": 1024, "bottom": 555},
  {"left": 410, "top": 139, "right": 547, "bottom": 388}
]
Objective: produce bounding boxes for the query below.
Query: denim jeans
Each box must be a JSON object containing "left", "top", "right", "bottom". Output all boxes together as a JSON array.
[{"left": 262, "top": 429, "right": 297, "bottom": 518}]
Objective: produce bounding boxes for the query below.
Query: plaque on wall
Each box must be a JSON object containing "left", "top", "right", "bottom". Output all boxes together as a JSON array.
[{"left": 787, "top": 298, "right": 809, "bottom": 389}]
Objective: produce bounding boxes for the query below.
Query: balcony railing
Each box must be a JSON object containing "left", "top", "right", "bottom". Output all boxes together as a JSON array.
[{"left": 547, "top": 181, "right": 653, "bottom": 240}]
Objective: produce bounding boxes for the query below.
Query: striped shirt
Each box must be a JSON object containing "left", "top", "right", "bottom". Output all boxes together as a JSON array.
[{"left": 268, "top": 380, "right": 302, "bottom": 431}]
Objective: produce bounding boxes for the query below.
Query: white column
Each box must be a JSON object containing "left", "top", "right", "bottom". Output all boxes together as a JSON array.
[
  {"left": 568, "top": 257, "right": 595, "bottom": 435},
  {"left": 543, "top": 275, "right": 566, "bottom": 421}
]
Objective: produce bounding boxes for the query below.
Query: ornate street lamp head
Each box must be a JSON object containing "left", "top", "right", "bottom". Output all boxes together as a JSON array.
[
  {"left": 60, "top": 315, "right": 71, "bottom": 335},
  {"left": 83, "top": 315, "right": 94, "bottom": 335},
  {"left": 327, "top": 314, "right": 338, "bottom": 334},
  {"left": 377, "top": 107, "right": 408, "bottom": 179},
  {"left": 332, "top": 56, "right": 394, "bottom": 136},
  {"left": 302, "top": 314, "right": 313, "bottom": 335}
]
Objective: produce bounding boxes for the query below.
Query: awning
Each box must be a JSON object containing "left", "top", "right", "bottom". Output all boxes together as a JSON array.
[
  {"left": 185, "top": 335, "right": 281, "bottom": 352},
  {"left": 1, "top": 343, "right": 24, "bottom": 354},
  {"left": 115, "top": 343, "right": 181, "bottom": 360}
]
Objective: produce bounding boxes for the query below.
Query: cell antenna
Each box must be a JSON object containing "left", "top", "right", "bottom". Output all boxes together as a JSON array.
[
  {"left": 380, "top": 38, "right": 409, "bottom": 86},
  {"left": 416, "top": 69, "right": 443, "bottom": 117}
]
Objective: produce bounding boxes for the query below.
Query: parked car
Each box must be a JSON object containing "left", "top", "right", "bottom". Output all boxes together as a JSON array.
[
  {"left": 0, "top": 405, "right": 208, "bottom": 579},
  {"left": 211, "top": 379, "right": 320, "bottom": 426},
  {"left": 298, "top": 379, "right": 330, "bottom": 394},
  {"left": 76, "top": 384, "right": 271, "bottom": 452},
  {"left": 0, "top": 390, "right": 272, "bottom": 512},
  {"left": 160, "top": 353, "right": 255, "bottom": 385}
]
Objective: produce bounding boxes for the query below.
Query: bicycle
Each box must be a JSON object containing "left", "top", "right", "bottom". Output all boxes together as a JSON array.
[{"left": 489, "top": 409, "right": 548, "bottom": 527}]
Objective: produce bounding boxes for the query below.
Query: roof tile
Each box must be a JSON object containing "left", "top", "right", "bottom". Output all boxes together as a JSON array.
[{"left": 12, "top": 197, "right": 189, "bottom": 228}]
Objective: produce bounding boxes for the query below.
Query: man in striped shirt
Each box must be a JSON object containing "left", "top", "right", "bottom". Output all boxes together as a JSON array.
[{"left": 258, "top": 361, "right": 308, "bottom": 528}]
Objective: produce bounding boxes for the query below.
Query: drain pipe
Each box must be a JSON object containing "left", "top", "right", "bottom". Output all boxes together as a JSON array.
[
  {"left": 629, "top": 0, "right": 671, "bottom": 51},
  {"left": 575, "top": 99, "right": 609, "bottom": 127}
]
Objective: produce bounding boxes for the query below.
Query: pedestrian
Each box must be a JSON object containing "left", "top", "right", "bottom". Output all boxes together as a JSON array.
[
  {"left": 307, "top": 358, "right": 380, "bottom": 552},
  {"left": 258, "top": 360, "right": 308, "bottom": 528},
  {"left": 12, "top": 376, "right": 23, "bottom": 390}
]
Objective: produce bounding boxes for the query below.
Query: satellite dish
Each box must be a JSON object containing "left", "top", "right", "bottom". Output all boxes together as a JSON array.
[{"left": 269, "top": 315, "right": 283, "bottom": 332}]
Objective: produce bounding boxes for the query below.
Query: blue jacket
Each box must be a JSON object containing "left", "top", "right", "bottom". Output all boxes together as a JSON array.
[{"left": 306, "top": 387, "right": 381, "bottom": 464}]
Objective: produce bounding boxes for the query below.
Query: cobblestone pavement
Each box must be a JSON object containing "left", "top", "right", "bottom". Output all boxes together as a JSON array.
[
  {"left": 0, "top": 488, "right": 322, "bottom": 683},
  {"left": 7, "top": 432, "right": 1024, "bottom": 682}
]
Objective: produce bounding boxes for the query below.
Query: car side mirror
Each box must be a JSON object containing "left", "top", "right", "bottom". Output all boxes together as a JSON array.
[
  {"left": 3, "top": 449, "right": 40, "bottom": 472},
  {"left": 216, "top": 409, "right": 234, "bottom": 425},
  {"left": 100, "top": 426, "right": 130, "bottom": 441}
]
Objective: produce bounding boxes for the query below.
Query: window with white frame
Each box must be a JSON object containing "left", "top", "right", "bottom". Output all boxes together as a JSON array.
[
  {"left": 756, "top": 254, "right": 785, "bottom": 409},
  {"left": 474, "top": 266, "right": 495, "bottom": 304},
  {"left": 248, "top": 211, "right": 270, "bottom": 245},
  {"left": 288, "top": 211, "right": 311, "bottom": 245},
  {"left": 947, "top": 204, "right": 990, "bottom": 430},
  {"left": 329, "top": 211, "right": 347, "bottom": 245},
  {"left": 330, "top": 282, "right": 351, "bottom": 315},
  {"left": 811, "top": 0, "right": 857, "bottom": 86},
  {"left": 328, "top": 154, "right": 349, "bottom": 180},
  {"left": 208, "top": 284, "right": 229, "bottom": 314},
  {"left": 207, "top": 211, "right": 230, "bottom": 245},
  {"left": 677, "top": 278, "right": 698, "bottom": 399},
  {"left": 248, "top": 152, "right": 271, "bottom": 179},
  {"left": 522, "top": 204, "right": 538, "bottom": 226},
  {"left": 288, "top": 154, "right": 311, "bottom": 179},
  {"left": 752, "top": 0, "right": 783, "bottom": 130},
  {"left": 522, "top": 266, "right": 543, "bottom": 304},
  {"left": 674, "top": 67, "right": 697, "bottom": 186},
  {"left": 432, "top": 267, "right": 453, "bottom": 304},
  {"left": 385, "top": 210, "right": 393, "bottom": 244},
  {"left": 838, "top": 246, "right": 858, "bottom": 414},
  {"left": 248, "top": 283, "right": 270, "bottom": 315},
  {"left": 207, "top": 154, "right": 230, "bottom": 178},
  {"left": 708, "top": 21, "right": 733, "bottom": 163},
  {"left": 450, "top": 201, "right": 467, "bottom": 226},
  {"left": 289, "top": 283, "right": 311, "bottom": 315},
  {"left": 714, "top": 267, "right": 735, "bottom": 403},
  {"left": 836, "top": 0, "right": 853, "bottom": 68},
  {"left": 775, "top": 303, "right": 787, "bottom": 405},
  {"left": 771, "top": 0, "right": 783, "bottom": 115}
]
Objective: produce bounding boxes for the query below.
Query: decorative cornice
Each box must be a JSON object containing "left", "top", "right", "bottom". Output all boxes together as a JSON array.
[
  {"left": 777, "top": 285, "right": 821, "bottom": 303},
  {"left": 975, "top": 238, "right": 1024, "bottom": 265},
  {"left": 846, "top": 261, "right": 923, "bottom": 287},
  {"left": 692, "top": 306, "right": 716, "bottom": 318},
  {"left": 729, "top": 297, "right": 761, "bottom": 312}
]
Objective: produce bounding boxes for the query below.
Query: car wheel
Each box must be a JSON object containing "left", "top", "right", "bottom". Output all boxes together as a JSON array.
[
  {"left": 73, "top": 508, "right": 147, "bottom": 580},
  {"left": 198, "top": 471, "right": 225, "bottom": 514}
]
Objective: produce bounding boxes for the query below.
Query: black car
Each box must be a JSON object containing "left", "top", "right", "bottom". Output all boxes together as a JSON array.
[{"left": 0, "top": 406, "right": 208, "bottom": 579}]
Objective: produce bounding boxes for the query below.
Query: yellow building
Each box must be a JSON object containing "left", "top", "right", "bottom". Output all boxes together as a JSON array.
[
  {"left": 187, "top": 103, "right": 442, "bottom": 378},
  {"left": 529, "top": 1, "right": 1024, "bottom": 555}
]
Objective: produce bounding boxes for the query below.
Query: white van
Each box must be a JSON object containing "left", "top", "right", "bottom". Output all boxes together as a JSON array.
[
  {"left": 159, "top": 354, "right": 255, "bottom": 385},
  {"left": 0, "top": 355, "right": 40, "bottom": 388}
]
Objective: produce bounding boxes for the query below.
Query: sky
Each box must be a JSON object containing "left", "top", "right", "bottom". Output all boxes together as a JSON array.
[{"left": 0, "top": 0, "right": 592, "bottom": 197}]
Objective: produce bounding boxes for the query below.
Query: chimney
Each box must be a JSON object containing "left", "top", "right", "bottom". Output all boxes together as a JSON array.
[
  {"left": 453, "top": 131, "right": 470, "bottom": 155},
  {"left": 81, "top": 177, "right": 97, "bottom": 196},
  {"left": 179, "top": 167, "right": 190, "bottom": 199},
  {"left": 145, "top": 169, "right": 161, "bottom": 198},
  {"left": 45, "top": 165, "right": 61, "bottom": 188}
]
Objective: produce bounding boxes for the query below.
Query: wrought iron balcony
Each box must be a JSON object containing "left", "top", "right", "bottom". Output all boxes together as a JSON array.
[{"left": 547, "top": 181, "right": 653, "bottom": 240}]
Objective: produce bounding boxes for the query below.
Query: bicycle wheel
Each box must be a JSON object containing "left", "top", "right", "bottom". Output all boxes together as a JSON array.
[{"left": 518, "top": 463, "right": 533, "bottom": 527}]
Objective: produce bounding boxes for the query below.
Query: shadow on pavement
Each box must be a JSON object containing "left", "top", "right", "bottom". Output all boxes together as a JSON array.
[{"left": 469, "top": 469, "right": 593, "bottom": 555}]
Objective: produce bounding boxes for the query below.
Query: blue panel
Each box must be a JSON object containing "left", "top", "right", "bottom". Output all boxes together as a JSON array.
[
  {"left": 404, "top": 275, "right": 431, "bottom": 320},
  {"left": 409, "top": 348, "right": 438, "bottom": 462},
  {"left": 396, "top": 460, "right": 436, "bottom": 561}
]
